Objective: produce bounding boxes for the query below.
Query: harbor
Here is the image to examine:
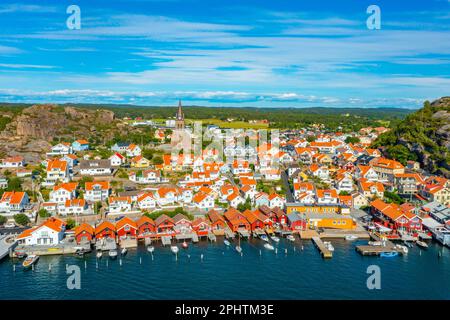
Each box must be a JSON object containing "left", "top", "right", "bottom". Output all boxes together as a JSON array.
[{"left": 0, "top": 237, "right": 448, "bottom": 300}]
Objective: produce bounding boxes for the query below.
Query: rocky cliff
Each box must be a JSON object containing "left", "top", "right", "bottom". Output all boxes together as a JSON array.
[
  {"left": 372, "top": 97, "right": 450, "bottom": 177},
  {"left": 0, "top": 104, "right": 116, "bottom": 163}
]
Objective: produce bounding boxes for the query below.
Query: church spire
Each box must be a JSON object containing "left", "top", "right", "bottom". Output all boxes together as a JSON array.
[{"left": 176, "top": 100, "right": 184, "bottom": 120}]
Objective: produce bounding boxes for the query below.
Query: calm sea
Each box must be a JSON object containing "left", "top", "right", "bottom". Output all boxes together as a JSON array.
[{"left": 0, "top": 238, "right": 449, "bottom": 300}]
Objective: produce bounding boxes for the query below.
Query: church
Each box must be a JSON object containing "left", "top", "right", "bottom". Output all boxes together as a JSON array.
[{"left": 175, "top": 100, "right": 185, "bottom": 130}]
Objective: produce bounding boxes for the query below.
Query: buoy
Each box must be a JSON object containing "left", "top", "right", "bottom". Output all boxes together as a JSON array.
[
  {"left": 139, "top": 257, "right": 142, "bottom": 265},
  {"left": 13, "top": 265, "right": 16, "bottom": 272},
  {"left": 285, "top": 248, "right": 288, "bottom": 255},
  {"left": 96, "top": 261, "right": 98, "bottom": 269},
  {"left": 259, "top": 250, "right": 262, "bottom": 256},
  {"left": 85, "top": 261, "right": 87, "bottom": 269},
  {"left": 275, "top": 248, "right": 278, "bottom": 254},
  {"left": 48, "top": 264, "right": 52, "bottom": 272},
  {"left": 106, "top": 260, "right": 109, "bottom": 267},
  {"left": 200, "top": 254, "right": 204, "bottom": 261},
  {"left": 294, "top": 247, "right": 296, "bottom": 252},
  {"left": 119, "top": 259, "right": 122, "bottom": 266},
  {"left": 301, "top": 245, "right": 304, "bottom": 251}
]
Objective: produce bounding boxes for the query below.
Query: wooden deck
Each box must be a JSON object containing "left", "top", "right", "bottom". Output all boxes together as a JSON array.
[
  {"left": 355, "top": 245, "right": 403, "bottom": 256},
  {"left": 207, "top": 232, "right": 217, "bottom": 242},
  {"left": 312, "top": 236, "right": 333, "bottom": 258},
  {"left": 161, "top": 236, "right": 172, "bottom": 246},
  {"left": 224, "top": 228, "right": 235, "bottom": 239}
]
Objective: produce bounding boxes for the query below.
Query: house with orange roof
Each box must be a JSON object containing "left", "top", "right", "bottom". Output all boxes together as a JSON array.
[
  {"left": 129, "top": 169, "right": 163, "bottom": 184},
  {"left": 173, "top": 213, "right": 192, "bottom": 234},
  {"left": 109, "top": 152, "right": 125, "bottom": 167},
  {"left": 192, "top": 191, "right": 214, "bottom": 211},
  {"left": 242, "top": 209, "right": 266, "bottom": 231},
  {"left": 50, "top": 182, "right": 78, "bottom": 204},
  {"left": 130, "top": 155, "right": 151, "bottom": 168},
  {"left": 307, "top": 164, "right": 329, "bottom": 181},
  {"left": 84, "top": 181, "right": 110, "bottom": 202},
  {"left": 370, "top": 157, "right": 405, "bottom": 182},
  {"left": 231, "top": 159, "right": 251, "bottom": 175},
  {"left": 293, "top": 182, "right": 315, "bottom": 200},
  {"left": 16, "top": 217, "right": 66, "bottom": 246},
  {"left": 355, "top": 165, "right": 379, "bottom": 182},
  {"left": 227, "top": 192, "right": 245, "bottom": 208},
  {"left": 316, "top": 189, "right": 339, "bottom": 205},
  {"left": 358, "top": 179, "right": 385, "bottom": 200},
  {"left": 394, "top": 173, "right": 425, "bottom": 196},
  {"left": 109, "top": 196, "right": 133, "bottom": 214},
  {"left": 72, "top": 139, "right": 90, "bottom": 152},
  {"left": 116, "top": 217, "right": 138, "bottom": 239},
  {"left": 0, "top": 156, "right": 25, "bottom": 168},
  {"left": 0, "top": 191, "right": 30, "bottom": 215},
  {"left": 126, "top": 143, "right": 142, "bottom": 157},
  {"left": 137, "top": 193, "right": 157, "bottom": 210},
  {"left": 192, "top": 217, "right": 211, "bottom": 236},
  {"left": 74, "top": 223, "right": 95, "bottom": 244},
  {"left": 295, "top": 147, "right": 314, "bottom": 164},
  {"left": 370, "top": 199, "right": 422, "bottom": 234},
  {"left": 154, "top": 214, "right": 175, "bottom": 234},
  {"left": 58, "top": 199, "right": 90, "bottom": 216},
  {"left": 334, "top": 172, "right": 354, "bottom": 193},
  {"left": 224, "top": 208, "right": 250, "bottom": 232},
  {"left": 154, "top": 187, "right": 179, "bottom": 206},
  {"left": 45, "top": 159, "right": 70, "bottom": 186},
  {"left": 136, "top": 215, "right": 156, "bottom": 238},
  {"left": 95, "top": 221, "right": 116, "bottom": 240},
  {"left": 268, "top": 193, "right": 285, "bottom": 209},
  {"left": 207, "top": 210, "right": 227, "bottom": 234}
]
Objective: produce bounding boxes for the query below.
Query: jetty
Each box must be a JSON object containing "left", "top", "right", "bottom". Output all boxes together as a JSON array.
[
  {"left": 319, "top": 229, "right": 370, "bottom": 239},
  {"left": 224, "top": 228, "right": 235, "bottom": 239},
  {"left": 161, "top": 236, "right": 172, "bottom": 246},
  {"left": 355, "top": 245, "right": 403, "bottom": 256},
  {"left": 207, "top": 232, "right": 217, "bottom": 242},
  {"left": 237, "top": 228, "right": 250, "bottom": 238},
  {"left": 0, "top": 235, "right": 17, "bottom": 261},
  {"left": 95, "top": 238, "right": 117, "bottom": 251},
  {"left": 312, "top": 236, "right": 332, "bottom": 258}
]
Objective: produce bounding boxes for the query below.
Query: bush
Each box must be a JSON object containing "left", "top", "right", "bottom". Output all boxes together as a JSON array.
[
  {"left": 0, "top": 215, "right": 7, "bottom": 225},
  {"left": 13, "top": 213, "right": 30, "bottom": 226},
  {"left": 38, "top": 209, "right": 51, "bottom": 218},
  {"left": 66, "top": 218, "right": 76, "bottom": 230}
]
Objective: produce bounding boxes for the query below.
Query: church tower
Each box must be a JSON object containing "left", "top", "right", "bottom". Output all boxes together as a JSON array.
[{"left": 175, "top": 100, "right": 185, "bottom": 130}]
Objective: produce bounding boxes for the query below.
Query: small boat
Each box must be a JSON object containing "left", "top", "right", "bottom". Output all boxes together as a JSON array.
[
  {"left": 235, "top": 246, "right": 242, "bottom": 254},
  {"left": 416, "top": 240, "right": 428, "bottom": 249},
  {"left": 22, "top": 255, "right": 39, "bottom": 269},
  {"left": 396, "top": 245, "right": 408, "bottom": 254},
  {"left": 182, "top": 241, "right": 189, "bottom": 249},
  {"left": 96, "top": 251, "right": 103, "bottom": 259},
  {"left": 170, "top": 246, "right": 179, "bottom": 254},
  {"left": 260, "top": 234, "right": 269, "bottom": 242},
  {"left": 264, "top": 243, "right": 275, "bottom": 250},
  {"left": 380, "top": 252, "right": 399, "bottom": 258},
  {"left": 271, "top": 236, "right": 280, "bottom": 243},
  {"left": 286, "top": 235, "right": 295, "bottom": 242},
  {"left": 323, "top": 241, "right": 335, "bottom": 252},
  {"left": 109, "top": 249, "right": 118, "bottom": 259},
  {"left": 368, "top": 241, "right": 383, "bottom": 246},
  {"left": 147, "top": 246, "right": 154, "bottom": 253},
  {"left": 121, "top": 248, "right": 128, "bottom": 256},
  {"left": 345, "top": 235, "right": 358, "bottom": 241},
  {"left": 14, "top": 248, "right": 26, "bottom": 259},
  {"left": 404, "top": 241, "right": 413, "bottom": 248},
  {"left": 224, "top": 240, "right": 231, "bottom": 246}
]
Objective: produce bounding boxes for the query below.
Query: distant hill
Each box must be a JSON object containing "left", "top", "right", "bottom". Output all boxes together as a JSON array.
[{"left": 372, "top": 97, "right": 450, "bottom": 177}]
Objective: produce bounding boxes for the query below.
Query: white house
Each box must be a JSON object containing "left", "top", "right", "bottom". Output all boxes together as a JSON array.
[
  {"left": 46, "top": 143, "right": 72, "bottom": 157},
  {"left": 45, "top": 159, "right": 70, "bottom": 186},
  {"left": 109, "top": 152, "right": 125, "bottom": 167},
  {"left": 0, "top": 156, "right": 25, "bottom": 168},
  {"left": 58, "top": 199, "right": 90, "bottom": 216},
  {"left": 269, "top": 193, "right": 285, "bottom": 209},
  {"left": 49, "top": 182, "right": 77, "bottom": 204},
  {"left": 108, "top": 196, "right": 133, "bottom": 214},
  {"left": 126, "top": 144, "right": 142, "bottom": 157},
  {"left": 137, "top": 193, "right": 157, "bottom": 210},
  {"left": 79, "top": 160, "right": 112, "bottom": 176},
  {"left": 84, "top": 181, "right": 110, "bottom": 202},
  {"left": 316, "top": 189, "right": 339, "bottom": 205},
  {"left": 16, "top": 217, "right": 66, "bottom": 246},
  {"left": 192, "top": 192, "right": 215, "bottom": 211},
  {"left": 0, "top": 191, "right": 30, "bottom": 215}
]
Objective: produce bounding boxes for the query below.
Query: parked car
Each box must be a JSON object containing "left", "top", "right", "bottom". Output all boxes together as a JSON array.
[{"left": 4, "top": 222, "right": 16, "bottom": 229}]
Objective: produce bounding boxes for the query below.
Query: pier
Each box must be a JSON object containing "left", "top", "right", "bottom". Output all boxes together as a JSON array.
[
  {"left": 161, "top": 236, "right": 172, "bottom": 246},
  {"left": 224, "top": 228, "right": 235, "bottom": 239},
  {"left": 319, "top": 229, "right": 370, "bottom": 239},
  {"left": 207, "top": 232, "right": 217, "bottom": 242},
  {"left": 312, "top": 236, "right": 333, "bottom": 258},
  {"left": 355, "top": 245, "right": 403, "bottom": 256},
  {"left": 237, "top": 228, "right": 250, "bottom": 238}
]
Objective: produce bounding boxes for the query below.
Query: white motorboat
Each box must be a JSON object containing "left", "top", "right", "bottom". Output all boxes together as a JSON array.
[
  {"left": 235, "top": 245, "right": 242, "bottom": 253},
  {"left": 395, "top": 244, "right": 408, "bottom": 254},
  {"left": 182, "top": 241, "right": 188, "bottom": 249},
  {"left": 121, "top": 248, "right": 128, "bottom": 256},
  {"left": 271, "top": 236, "right": 280, "bottom": 243},
  {"left": 264, "top": 243, "right": 275, "bottom": 250},
  {"left": 22, "top": 255, "right": 39, "bottom": 269},
  {"left": 345, "top": 235, "right": 358, "bottom": 241},
  {"left": 147, "top": 246, "right": 155, "bottom": 253},
  {"left": 223, "top": 240, "right": 231, "bottom": 246},
  {"left": 416, "top": 240, "right": 428, "bottom": 249},
  {"left": 323, "top": 241, "right": 335, "bottom": 252},
  {"left": 170, "top": 246, "right": 179, "bottom": 254},
  {"left": 260, "top": 234, "right": 269, "bottom": 242},
  {"left": 109, "top": 249, "right": 118, "bottom": 259},
  {"left": 286, "top": 235, "right": 295, "bottom": 242},
  {"left": 96, "top": 251, "right": 103, "bottom": 259}
]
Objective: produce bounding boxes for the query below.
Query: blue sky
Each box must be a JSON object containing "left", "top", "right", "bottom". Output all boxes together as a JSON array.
[{"left": 0, "top": 0, "right": 449, "bottom": 108}]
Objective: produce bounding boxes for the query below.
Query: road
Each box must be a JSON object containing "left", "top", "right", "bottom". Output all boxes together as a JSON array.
[{"left": 280, "top": 170, "right": 295, "bottom": 202}]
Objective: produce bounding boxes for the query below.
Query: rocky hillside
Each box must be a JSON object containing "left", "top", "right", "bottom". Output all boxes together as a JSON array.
[
  {"left": 0, "top": 104, "right": 119, "bottom": 163},
  {"left": 372, "top": 97, "right": 450, "bottom": 177}
]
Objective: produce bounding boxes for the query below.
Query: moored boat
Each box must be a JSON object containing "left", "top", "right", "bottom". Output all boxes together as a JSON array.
[
  {"left": 323, "top": 241, "right": 335, "bottom": 252},
  {"left": 14, "top": 248, "right": 26, "bottom": 259},
  {"left": 271, "top": 236, "right": 280, "bottom": 243},
  {"left": 404, "top": 241, "right": 413, "bottom": 248},
  {"left": 416, "top": 240, "right": 428, "bottom": 249},
  {"left": 170, "top": 246, "right": 179, "bottom": 254},
  {"left": 182, "top": 241, "right": 189, "bottom": 249},
  {"left": 22, "top": 255, "right": 39, "bottom": 269},
  {"left": 395, "top": 244, "right": 408, "bottom": 254},
  {"left": 260, "top": 234, "right": 269, "bottom": 242},
  {"left": 286, "top": 235, "right": 295, "bottom": 242},
  {"left": 345, "top": 235, "right": 358, "bottom": 241},
  {"left": 121, "top": 248, "right": 128, "bottom": 256},
  {"left": 96, "top": 251, "right": 103, "bottom": 259},
  {"left": 109, "top": 249, "right": 118, "bottom": 259},
  {"left": 235, "top": 245, "right": 242, "bottom": 253},
  {"left": 380, "top": 251, "right": 399, "bottom": 258},
  {"left": 264, "top": 243, "right": 275, "bottom": 250},
  {"left": 223, "top": 240, "right": 231, "bottom": 246},
  {"left": 147, "top": 246, "right": 154, "bottom": 253}
]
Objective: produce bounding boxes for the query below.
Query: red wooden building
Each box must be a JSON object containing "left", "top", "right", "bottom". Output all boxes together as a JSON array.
[
  {"left": 95, "top": 221, "right": 116, "bottom": 240},
  {"left": 192, "top": 217, "right": 211, "bottom": 236},
  {"left": 74, "top": 223, "right": 95, "bottom": 244},
  {"left": 154, "top": 214, "right": 175, "bottom": 234},
  {"left": 115, "top": 217, "right": 138, "bottom": 239},
  {"left": 224, "top": 208, "right": 250, "bottom": 232},
  {"left": 137, "top": 215, "right": 156, "bottom": 238},
  {"left": 242, "top": 209, "right": 265, "bottom": 231}
]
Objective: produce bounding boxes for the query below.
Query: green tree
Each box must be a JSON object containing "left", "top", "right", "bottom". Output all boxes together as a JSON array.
[
  {"left": 152, "top": 155, "right": 163, "bottom": 165},
  {"left": 66, "top": 218, "right": 76, "bottom": 230},
  {"left": 237, "top": 197, "right": 252, "bottom": 211},
  {"left": 38, "top": 208, "right": 51, "bottom": 218},
  {"left": 345, "top": 136, "right": 360, "bottom": 144},
  {"left": 6, "top": 177, "right": 22, "bottom": 191},
  {"left": 0, "top": 215, "right": 7, "bottom": 225},
  {"left": 13, "top": 213, "right": 30, "bottom": 226}
]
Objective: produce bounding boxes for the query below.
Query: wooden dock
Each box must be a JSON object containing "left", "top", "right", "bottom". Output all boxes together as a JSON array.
[
  {"left": 312, "top": 236, "right": 333, "bottom": 258},
  {"left": 224, "top": 228, "right": 235, "bottom": 239},
  {"left": 355, "top": 245, "right": 403, "bottom": 256},
  {"left": 207, "top": 232, "right": 217, "bottom": 242},
  {"left": 237, "top": 229, "right": 250, "bottom": 238},
  {"left": 161, "top": 236, "right": 172, "bottom": 246}
]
